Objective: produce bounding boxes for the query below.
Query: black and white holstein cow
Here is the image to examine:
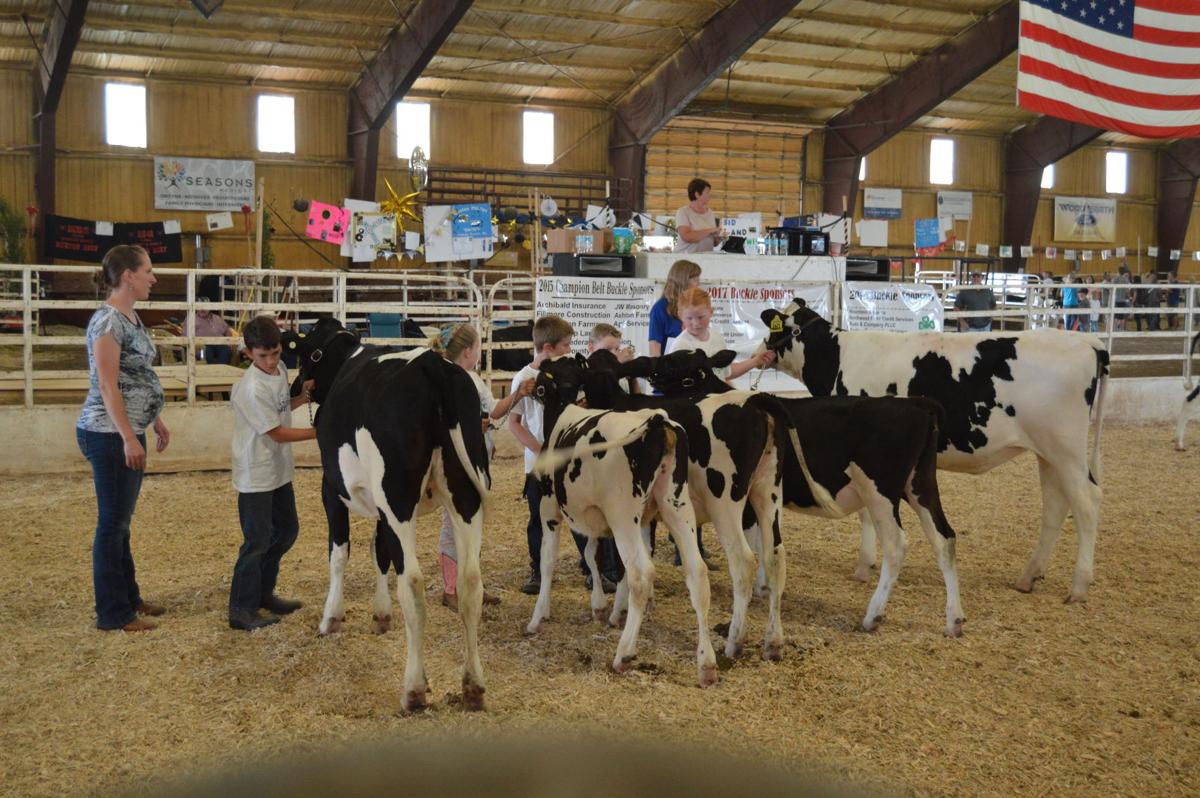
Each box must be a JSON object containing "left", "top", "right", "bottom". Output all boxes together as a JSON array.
[
  {"left": 647, "top": 349, "right": 964, "bottom": 637},
  {"left": 760, "top": 300, "right": 1110, "bottom": 603},
  {"left": 569, "top": 349, "right": 800, "bottom": 659},
  {"left": 286, "top": 318, "right": 491, "bottom": 712},
  {"left": 529, "top": 354, "right": 718, "bottom": 686},
  {"left": 1175, "top": 332, "right": 1199, "bottom": 451}
]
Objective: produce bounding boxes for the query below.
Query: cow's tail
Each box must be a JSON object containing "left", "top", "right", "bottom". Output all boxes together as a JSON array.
[
  {"left": 532, "top": 411, "right": 666, "bottom": 477},
  {"left": 1088, "top": 346, "right": 1110, "bottom": 486},
  {"left": 428, "top": 352, "right": 491, "bottom": 515},
  {"left": 1186, "top": 332, "right": 1200, "bottom": 390},
  {"left": 745, "top": 393, "right": 845, "bottom": 518}
]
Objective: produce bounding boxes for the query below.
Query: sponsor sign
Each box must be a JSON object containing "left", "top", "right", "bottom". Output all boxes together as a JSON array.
[
  {"left": 937, "top": 190, "right": 973, "bottom": 220},
  {"left": 154, "top": 156, "right": 255, "bottom": 211},
  {"left": 841, "top": 282, "right": 943, "bottom": 332},
  {"left": 863, "top": 187, "right": 902, "bottom": 219},
  {"left": 44, "top": 215, "right": 182, "bottom": 263},
  {"left": 1053, "top": 196, "right": 1116, "bottom": 242}
]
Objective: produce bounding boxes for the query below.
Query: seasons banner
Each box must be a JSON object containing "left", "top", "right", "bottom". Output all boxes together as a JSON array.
[
  {"left": 1053, "top": 196, "right": 1116, "bottom": 243},
  {"left": 154, "top": 156, "right": 255, "bottom": 211}
]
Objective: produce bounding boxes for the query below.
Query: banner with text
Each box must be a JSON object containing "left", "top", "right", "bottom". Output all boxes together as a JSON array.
[
  {"left": 863, "top": 187, "right": 902, "bottom": 219},
  {"left": 936, "top": 190, "right": 973, "bottom": 220},
  {"left": 154, "top": 156, "right": 255, "bottom": 211},
  {"left": 1053, "top": 196, "right": 1116, "bottom": 243},
  {"left": 841, "top": 281, "right": 943, "bottom": 332}
]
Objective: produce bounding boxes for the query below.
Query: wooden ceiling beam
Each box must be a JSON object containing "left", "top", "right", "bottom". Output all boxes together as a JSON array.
[
  {"left": 821, "top": 0, "right": 1018, "bottom": 216},
  {"left": 348, "top": 0, "right": 472, "bottom": 206},
  {"left": 1002, "top": 116, "right": 1103, "bottom": 272},
  {"left": 762, "top": 27, "right": 933, "bottom": 54},
  {"left": 0, "top": 34, "right": 357, "bottom": 71},
  {"left": 34, "top": 0, "right": 89, "bottom": 262},
  {"left": 786, "top": 9, "right": 961, "bottom": 37},
  {"left": 1156, "top": 140, "right": 1200, "bottom": 274},
  {"left": 611, "top": 0, "right": 799, "bottom": 212}
]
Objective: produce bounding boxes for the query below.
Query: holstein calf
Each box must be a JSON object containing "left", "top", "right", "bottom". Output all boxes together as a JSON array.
[
  {"left": 286, "top": 318, "right": 491, "bottom": 712},
  {"left": 529, "top": 354, "right": 718, "bottom": 686},
  {"left": 574, "top": 349, "right": 797, "bottom": 659},
  {"left": 650, "top": 350, "right": 965, "bottom": 637},
  {"left": 1176, "top": 332, "right": 1200, "bottom": 452},
  {"left": 761, "top": 300, "right": 1109, "bottom": 603}
]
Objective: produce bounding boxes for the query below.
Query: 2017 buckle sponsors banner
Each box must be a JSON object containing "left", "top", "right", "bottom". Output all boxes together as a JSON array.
[
  {"left": 154, "top": 156, "right": 255, "bottom": 211},
  {"left": 1053, "top": 196, "right": 1116, "bottom": 243},
  {"left": 841, "top": 282, "right": 943, "bottom": 332}
]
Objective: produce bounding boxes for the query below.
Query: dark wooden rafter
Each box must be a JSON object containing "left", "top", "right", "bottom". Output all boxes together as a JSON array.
[
  {"left": 1156, "top": 140, "right": 1200, "bottom": 275},
  {"left": 821, "top": 0, "right": 1018, "bottom": 217},
  {"left": 1002, "top": 117, "right": 1102, "bottom": 272},
  {"left": 609, "top": 0, "right": 798, "bottom": 214},
  {"left": 348, "top": 0, "right": 473, "bottom": 201},
  {"left": 34, "top": 0, "right": 89, "bottom": 262}
]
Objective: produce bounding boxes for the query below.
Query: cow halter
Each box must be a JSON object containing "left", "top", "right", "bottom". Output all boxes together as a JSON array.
[{"left": 308, "top": 328, "right": 358, "bottom": 363}]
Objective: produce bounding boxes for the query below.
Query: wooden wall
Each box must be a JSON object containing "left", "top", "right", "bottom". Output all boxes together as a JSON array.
[
  {"left": 0, "top": 67, "right": 608, "bottom": 271},
  {"left": 1, "top": 65, "right": 1197, "bottom": 278}
]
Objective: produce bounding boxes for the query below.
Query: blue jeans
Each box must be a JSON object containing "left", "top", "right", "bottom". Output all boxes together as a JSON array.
[
  {"left": 230, "top": 483, "right": 299, "bottom": 612},
  {"left": 77, "top": 428, "right": 146, "bottom": 630},
  {"left": 203, "top": 344, "right": 232, "bottom": 365}
]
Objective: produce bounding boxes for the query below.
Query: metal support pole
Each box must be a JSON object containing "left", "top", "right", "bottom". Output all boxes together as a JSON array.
[
  {"left": 23, "top": 268, "right": 33, "bottom": 409},
  {"left": 186, "top": 269, "right": 196, "bottom": 405}
]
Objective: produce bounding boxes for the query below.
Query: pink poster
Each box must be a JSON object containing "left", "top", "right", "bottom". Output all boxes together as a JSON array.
[{"left": 306, "top": 201, "right": 349, "bottom": 245}]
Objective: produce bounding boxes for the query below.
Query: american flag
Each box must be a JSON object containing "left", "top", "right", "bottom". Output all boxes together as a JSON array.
[{"left": 1017, "top": 0, "right": 1200, "bottom": 138}]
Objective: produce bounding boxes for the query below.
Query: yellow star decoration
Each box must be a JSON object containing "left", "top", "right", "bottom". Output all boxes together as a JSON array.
[{"left": 380, "top": 177, "right": 422, "bottom": 224}]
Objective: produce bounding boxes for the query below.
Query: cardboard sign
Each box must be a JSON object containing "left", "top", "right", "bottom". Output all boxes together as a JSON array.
[{"left": 306, "top": 201, "right": 349, "bottom": 245}]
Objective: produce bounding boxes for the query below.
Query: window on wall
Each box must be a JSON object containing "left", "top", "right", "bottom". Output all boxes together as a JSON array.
[
  {"left": 929, "top": 138, "right": 954, "bottom": 185},
  {"left": 523, "top": 110, "right": 554, "bottom": 165},
  {"left": 858, "top": 157, "right": 867, "bottom": 182},
  {"left": 396, "top": 101, "right": 430, "bottom": 160},
  {"left": 1105, "top": 151, "right": 1128, "bottom": 194},
  {"left": 104, "top": 83, "right": 147, "bottom": 148},
  {"left": 256, "top": 95, "right": 295, "bottom": 154},
  {"left": 1041, "top": 164, "right": 1055, "bottom": 189}
]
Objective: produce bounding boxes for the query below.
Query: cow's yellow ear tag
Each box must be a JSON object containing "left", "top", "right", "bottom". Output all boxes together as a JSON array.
[
  {"left": 298, "top": 332, "right": 307, "bottom": 338},
  {"left": 769, "top": 316, "right": 783, "bottom": 333}
]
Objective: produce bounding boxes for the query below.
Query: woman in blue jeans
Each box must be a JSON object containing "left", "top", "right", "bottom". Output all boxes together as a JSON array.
[{"left": 77, "top": 245, "right": 170, "bottom": 632}]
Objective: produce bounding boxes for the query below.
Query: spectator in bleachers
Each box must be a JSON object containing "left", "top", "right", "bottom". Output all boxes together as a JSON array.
[{"left": 954, "top": 271, "right": 996, "bottom": 332}]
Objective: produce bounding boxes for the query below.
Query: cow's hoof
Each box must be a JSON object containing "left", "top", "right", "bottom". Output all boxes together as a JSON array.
[
  {"left": 1175, "top": 444, "right": 1187, "bottom": 452},
  {"left": 612, "top": 654, "right": 637, "bottom": 674},
  {"left": 851, "top": 566, "right": 874, "bottom": 583},
  {"left": 318, "top": 616, "right": 345, "bottom": 636},
  {"left": 762, "top": 643, "right": 783, "bottom": 662},
  {"left": 863, "top": 615, "right": 883, "bottom": 632},
  {"left": 525, "top": 620, "right": 542, "bottom": 636},
  {"left": 592, "top": 607, "right": 607, "bottom": 623},
  {"left": 462, "top": 681, "right": 486, "bottom": 712},
  {"left": 1014, "top": 574, "right": 1043, "bottom": 593},
  {"left": 945, "top": 619, "right": 965, "bottom": 638},
  {"left": 723, "top": 640, "right": 744, "bottom": 659},
  {"left": 1064, "top": 592, "right": 1087, "bottom": 605},
  {"left": 371, "top": 614, "right": 392, "bottom": 634},
  {"left": 401, "top": 689, "right": 428, "bottom": 714},
  {"left": 698, "top": 663, "right": 719, "bottom": 687}
]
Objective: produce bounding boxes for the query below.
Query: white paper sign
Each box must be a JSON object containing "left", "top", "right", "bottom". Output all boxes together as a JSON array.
[
  {"left": 341, "top": 199, "right": 381, "bottom": 256},
  {"left": 163, "top": 219, "right": 181, "bottom": 235},
  {"left": 154, "top": 156, "right": 254, "bottom": 211},
  {"left": 841, "top": 282, "right": 943, "bottom": 332},
  {"left": 999, "top": 245, "right": 1013, "bottom": 258},
  {"left": 404, "top": 231, "right": 421, "bottom": 251},
  {"left": 1020, "top": 245, "right": 1033, "bottom": 257},
  {"left": 954, "top": 240, "right": 966, "bottom": 252},
  {"left": 863, "top": 187, "right": 902, "bottom": 219},
  {"left": 1046, "top": 246, "right": 1058, "bottom": 259},
  {"left": 1116, "top": 246, "right": 1127, "bottom": 257},
  {"left": 1170, "top": 249, "right": 1182, "bottom": 261},
  {"left": 1053, "top": 196, "right": 1117, "bottom": 242},
  {"left": 1081, "top": 250, "right": 1093, "bottom": 261},
  {"left": 206, "top": 211, "right": 233, "bottom": 231},
  {"left": 856, "top": 219, "right": 888, "bottom": 247},
  {"left": 975, "top": 243, "right": 990, "bottom": 256},
  {"left": 1100, "top": 249, "right": 1111, "bottom": 260},
  {"left": 1064, "top": 249, "right": 1076, "bottom": 260},
  {"left": 937, "top": 190, "right": 973, "bottom": 220},
  {"left": 95, "top": 221, "right": 114, "bottom": 236},
  {"left": 1147, "top": 246, "right": 1159, "bottom": 257},
  {"left": 722, "top": 212, "right": 764, "bottom": 239}
]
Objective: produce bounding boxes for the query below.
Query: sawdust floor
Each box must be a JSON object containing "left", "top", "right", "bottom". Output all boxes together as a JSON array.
[{"left": 0, "top": 423, "right": 1197, "bottom": 797}]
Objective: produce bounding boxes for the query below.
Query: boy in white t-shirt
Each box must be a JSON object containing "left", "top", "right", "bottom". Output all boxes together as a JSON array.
[
  {"left": 509, "top": 315, "right": 574, "bottom": 595},
  {"left": 664, "top": 288, "right": 774, "bottom": 382},
  {"left": 228, "top": 316, "right": 316, "bottom": 631}
]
